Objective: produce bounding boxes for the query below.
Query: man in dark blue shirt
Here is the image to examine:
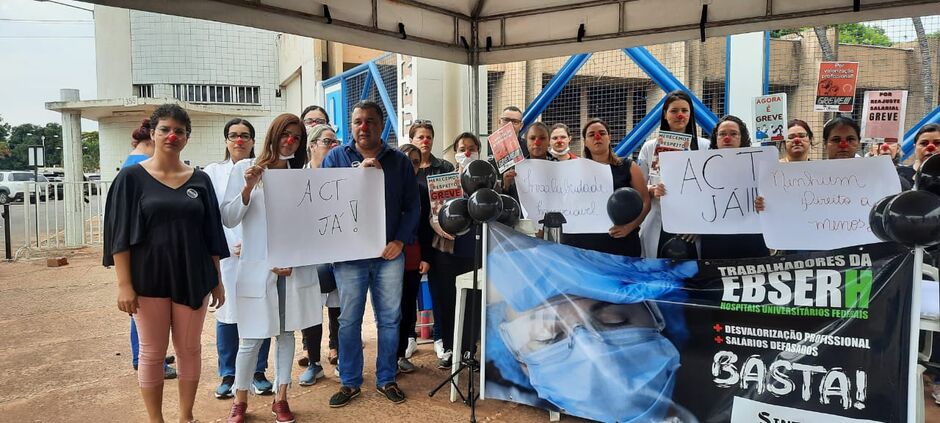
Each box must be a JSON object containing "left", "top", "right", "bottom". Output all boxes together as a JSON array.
[{"left": 322, "top": 100, "right": 419, "bottom": 407}]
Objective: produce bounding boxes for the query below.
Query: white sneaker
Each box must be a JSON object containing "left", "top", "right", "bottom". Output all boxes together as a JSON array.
[
  {"left": 434, "top": 339, "right": 444, "bottom": 359},
  {"left": 405, "top": 337, "right": 418, "bottom": 359}
]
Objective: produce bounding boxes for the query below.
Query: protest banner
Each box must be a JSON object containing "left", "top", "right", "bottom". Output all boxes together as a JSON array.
[
  {"left": 514, "top": 159, "right": 614, "bottom": 234},
  {"left": 815, "top": 62, "right": 860, "bottom": 112},
  {"left": 427, "top": 172, "right": 462, "bottom": 224},
  {"left": 659, "top": 146, "right": 777, "bottom": 234},
  {"left": 861, "top": 90, "right": 908, "bottom": 143},
  {"left": 484, "top": 223, "right": 913, "bottom": 423},
  {"left": 261, "top": 168, "right": 386, "bottom": 268},
  {"left": 649, "top": 131, "right": 693, "bottom": 180},
  {"left": 753, "top": 93, "right": 788, "bottom": 142},
  {"left": 488, "top": 122, "right": 524, "bottom": 173},
  {"left": 757, "top": 156, "right": 901, "bottom": 251}
]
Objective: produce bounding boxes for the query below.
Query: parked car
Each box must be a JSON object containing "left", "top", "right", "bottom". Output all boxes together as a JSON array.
[
  {"left": 84, "top": 173, "right": 101, "bottom": 195},
  {"left": 0, "top": 171, "right": 51, "bottom": 204}
]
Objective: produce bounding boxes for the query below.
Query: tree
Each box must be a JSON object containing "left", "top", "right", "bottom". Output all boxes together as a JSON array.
[
  {"left": 837, "top": 23, "right": 893, "bottom": 47},
  {"left": 82, "top": 131, "right": 100, "bottom": 172},
  {"left": 912, "top": 17, "right": 934, "bottom": 109},
  {"left": 0, "top": 123, "right": 63, "bottom": 170}
]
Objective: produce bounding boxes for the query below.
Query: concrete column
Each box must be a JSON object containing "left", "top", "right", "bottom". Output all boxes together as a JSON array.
[{"left": 60, "top": 89, "right": 85, "bottom": 246}]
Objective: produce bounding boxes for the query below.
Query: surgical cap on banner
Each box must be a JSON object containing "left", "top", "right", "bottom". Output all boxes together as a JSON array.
[{"left": 487, "top": 223, "right": 699, "bottom": 312}]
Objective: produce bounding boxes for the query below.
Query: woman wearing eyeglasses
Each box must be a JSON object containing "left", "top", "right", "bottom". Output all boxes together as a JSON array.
[
  {"left": 301, "top": 105, "right": 330, "bottom": 128},
  {"left": 203, "top": 119, "right": 276, "bottom": 399},
  {"left": 297, "top": 123, "right": 342, "bottom": 386},
  {"left": 104, "top": 104, "right": 227, "bottom": 423},
  {"left": 221, "top": 114, "right": 322, "bottom": 423},
  {"left": 781, "top": 119, "right": 814, "bottom": 162}
]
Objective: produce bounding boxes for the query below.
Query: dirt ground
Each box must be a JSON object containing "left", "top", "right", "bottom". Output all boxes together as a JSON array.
[
  {"left": 1, "top": 248, "right": 939, "bottom": 423},
  {"left": 0, "top": 248, "right": 558, "bottom": 423}
]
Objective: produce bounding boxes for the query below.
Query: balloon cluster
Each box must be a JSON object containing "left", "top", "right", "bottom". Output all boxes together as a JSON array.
[
  {"left": 869, "top": 154, "right": 940, "bottom": 247},
  {"left": 438, "top": 160, "right": 521, "bottom": 235}
]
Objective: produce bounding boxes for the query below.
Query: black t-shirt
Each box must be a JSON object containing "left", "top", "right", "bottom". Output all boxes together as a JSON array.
[
  {"left": 103, "top": 164, "right": 229, "bottom": 309},
  {"left": 563, "top": 160, "right": 642, "bottom": 257},
  {"left": 699, "top": 233, "right": 769, "bottom": 260}
]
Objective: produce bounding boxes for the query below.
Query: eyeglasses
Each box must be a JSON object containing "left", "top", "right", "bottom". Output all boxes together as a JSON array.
[
  {"left": 413, "top": 119, "right": 433, "bottom": 126},
  {"left": 156, "top": 126, "right": 188, "bottom": 137},
  {"left": 500, "top": 117, "right": 522, "bottom": 125},
  {"left": 226, "top": 133, "right": 252, "bottom": 141},
  {"left": 303, "top": 118, "right": 328, "bottom": 126},
  {"left": 317, "top": 138, "right": 340, "bottom": 147},
  {"left": 787, "top": 133, "right": 808, "bottom": 140}
]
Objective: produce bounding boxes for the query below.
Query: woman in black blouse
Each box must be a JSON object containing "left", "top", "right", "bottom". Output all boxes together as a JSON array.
[
  {"left": 104, "top": 104, "right": 227, "bottom": 423},
  {"left": 563, "top": 118, "right": 650, "bottom": 257}
]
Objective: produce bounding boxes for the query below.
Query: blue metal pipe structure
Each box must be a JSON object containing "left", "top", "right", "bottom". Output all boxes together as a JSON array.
[
  {"left": 521, "top": 53, "right": 592, "bottom": 133},
  {"left": 613, "top": 96, "right": 667, "bottom": 157},
  {"left": 359, "top": 71, "right": 373, "bottom": 101},
  {"left": 901, "top": 105, "right": 940, "bottom": 161},
  {"left": 623, "top": 47, "right": 719, "bottom": 133},
  {"left": 367, "top": 61, "right": 400, "bottom": 139}
]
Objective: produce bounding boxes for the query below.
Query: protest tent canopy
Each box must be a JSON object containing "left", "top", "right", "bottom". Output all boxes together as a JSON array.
[{"left": 80, "top": 0, "right": 939, "bottom": 65}]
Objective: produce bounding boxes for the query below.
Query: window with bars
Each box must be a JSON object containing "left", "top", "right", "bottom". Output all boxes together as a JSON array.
[
  {"left": 133, "top": 84, "right": 154, "bottom": 98},
  {"left": 172, "top": 84, "right": 261, "bottom": 105}
]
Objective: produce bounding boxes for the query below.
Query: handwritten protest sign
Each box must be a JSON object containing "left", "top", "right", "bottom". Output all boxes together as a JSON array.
[
  {"left": 758, "top": 156, "right": 901, "bottom": 251},
  {"left": 814, "top": 62, "right": 859, "bottom": 112},
  {"left": 660, "top": 147, "right": 777, "bottom": 234},
  {"left": 427, "top": 172, "right": 462, "bottom": 224},
  {"left": 649, "top": 131, "right": 693, "bottom": 180},
  {"left": 753, "top": 93, "right": 787, "bottom": 142},
  {"left": 262, "top": 168, "right": 386, "bottom": 268},
  {"left": 488, "top": 122, "right": 524, "bottom": 173},
  {"left": 861, "top": 90, "right": 907, "bottom": 143},
  {"left": 515, "top": 159, "right": 614, "bottom": 233}
]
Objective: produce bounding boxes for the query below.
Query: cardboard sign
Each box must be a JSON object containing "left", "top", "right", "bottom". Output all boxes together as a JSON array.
[
  {"left": 753, "top": 93, "right": 788, "bottom": 142},
  {"left": 861, "top": 90, "right": 908, "bottom": 143},
  {"left": 488, "top": 122, "right": 524, "bottom": 173},
  {"left": 660, "top": 147, "right": 777, "bottom": 234},
  {"left": 649, "top": 131, "right": 693, "bottom": 179},
  {"left": 515, "top": 159, "right": 615, "bottom": 234},
  {"left": 262, "top": 168, "right": 387, "bottom": 268},
  {"left": 757, "top": 156, "right": 902, "bottom": 251},
  {"left": 814, "top": 62, "right": 859, "bottom": 112},
  {"left": 427, "top": 172, "right": 462, "bottom": 224}
]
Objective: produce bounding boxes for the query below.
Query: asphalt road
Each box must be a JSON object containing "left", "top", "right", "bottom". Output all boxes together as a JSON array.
[{"left": 0, "top": 194, "right": 103, "bottom": 254}]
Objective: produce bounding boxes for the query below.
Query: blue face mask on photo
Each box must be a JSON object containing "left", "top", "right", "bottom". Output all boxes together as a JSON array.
[{"left": 521, "top": 326, "right": 680, "bottom": 422}]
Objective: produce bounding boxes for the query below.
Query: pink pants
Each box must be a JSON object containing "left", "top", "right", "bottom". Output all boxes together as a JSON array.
[{"left": 133, "top": 296, "right": 208, "bottom": 388}]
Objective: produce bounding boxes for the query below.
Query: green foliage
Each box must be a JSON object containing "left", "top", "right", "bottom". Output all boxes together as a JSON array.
[
  {"left": 770, "top": 28, "right": 805, "bottom": 38},
  {"left": 837, "top": 23, "right": 893, "bottom": 47},
  {"left": 82, "top": 131, "right": 99, "bottom": 172},
  {"left": 0, "top": 122, "right": 63, "bottom": 170},
  {"left": 928, "top": 30, "right": 940, "bottom": 39}
]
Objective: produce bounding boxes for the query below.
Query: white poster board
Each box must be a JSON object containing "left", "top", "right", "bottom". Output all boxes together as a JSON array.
[
  {"left": 757, "top": 156, "right": 901, "bottom": 251},
  {"left": 753, "top": 93, "right": 787, "bottom": 143},
  {"left": 660, "top": 147, "right": 777, "bottom": 234},
  {"left": 262, "top": 168, "right": 387, "bottom": 268},
  {"left": 861, "top": 90, "right": 908, "bottom": 143},
  {"left": 515, "top": 159, "right": 614, "bottom": 234}
]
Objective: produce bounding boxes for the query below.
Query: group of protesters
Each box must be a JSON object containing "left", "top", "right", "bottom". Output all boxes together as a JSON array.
[{"left": 102, "top": 88, "right": 940, "bottom": 422}]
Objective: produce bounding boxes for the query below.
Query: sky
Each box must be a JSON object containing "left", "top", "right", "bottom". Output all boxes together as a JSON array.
[{"left": 0, "top": 1, "right": 937, "bottom": 133}]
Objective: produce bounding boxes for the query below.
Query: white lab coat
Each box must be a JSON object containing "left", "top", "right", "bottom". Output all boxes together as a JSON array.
[
  {"left": 220, "top": 159, "right": 323, "bottom": 339},
  {"left": 203, "top": 160, "right": 241, "bottom": 324},
  {"left": 636, "top": 136, "right": 710, "bottom": 258}
]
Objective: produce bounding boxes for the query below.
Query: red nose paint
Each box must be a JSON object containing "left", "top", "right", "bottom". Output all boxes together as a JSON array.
[
  {"left": 234, "top": 140, "right": 245, "bottom": 147},
  {"left": 839, "top": 140, "right": 849, "bottom": 148},
  {"left": 881, "top": 144, "right": 891, "bottom": 152},
  {"left": 677, "top": 115, "right": 686, "bottom": 120},
  {"left": 594, "top": 134, "right": 602, "bottom": 141},
  {"left": 927, "top": 144, "right": 938, "bottom": 153},
  {"left": 464, "top": 151, "right": 472, "bottom": 158},
  {"left": 359, "top": 123, "right": 368, "bottom": 132},
  {"left": 167, "top": 134, "right": 178, "bottom": 143},
  {"left": 534, "top": 140, "right": 543, "bottom": 146},
  {"left": 286, "top": 135, "right": 297, "bottom": 145}
]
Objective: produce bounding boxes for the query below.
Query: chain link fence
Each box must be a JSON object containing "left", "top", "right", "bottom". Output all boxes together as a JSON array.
[{"left": 486, "top": 15, "right": 940, "bottom": 161}]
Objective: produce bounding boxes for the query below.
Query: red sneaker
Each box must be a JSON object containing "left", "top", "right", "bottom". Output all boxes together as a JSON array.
[
  {"left": 272, "top": 399, "right": 296, "bottom": 423},
  {"left": 227, "top": 402, "right": 247, "bottom": 423}
]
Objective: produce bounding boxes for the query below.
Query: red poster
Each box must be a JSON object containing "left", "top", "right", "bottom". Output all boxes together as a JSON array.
[
  {"left": 814, "top": 62, "right": 859, "bottom": 112},
  {"left": 488, "top": 122, "right": 524, "bottom": 173}
]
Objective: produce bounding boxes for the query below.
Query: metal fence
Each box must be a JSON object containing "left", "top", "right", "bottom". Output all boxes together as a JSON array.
[
  {"left": 1, "top": 181, "right": 110, "bottom": 260},
  {"left": 485, "top": 14, "right": 940, "bottom": 161}
]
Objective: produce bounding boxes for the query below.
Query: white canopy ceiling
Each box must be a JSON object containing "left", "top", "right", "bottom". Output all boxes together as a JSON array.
[{"left": 80, "top": 0, "right": 940, "bottom": 64}]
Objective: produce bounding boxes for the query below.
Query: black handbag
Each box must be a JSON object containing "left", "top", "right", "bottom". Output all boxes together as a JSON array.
[{"left": 316, "top": 263, "right": 337, "bottom": 293}]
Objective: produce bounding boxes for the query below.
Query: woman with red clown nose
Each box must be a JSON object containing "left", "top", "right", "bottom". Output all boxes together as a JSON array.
[
  {"left": 562, "top": 118, "right": 650, "bottom": 257},
  {"left": 221, "top": 114, "right": 323, "bottom": 423},
  {"left": 637, "top": 90, "right": 711, "bottom": 259},
  {"left": 897, "top": 123, "right": 940, "bottom": 188}
]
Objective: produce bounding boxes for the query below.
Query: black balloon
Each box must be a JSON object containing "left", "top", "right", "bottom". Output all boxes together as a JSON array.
[
  {"left": 918, "top": 153, "right": 940, "bottom": 196},
  {"left": 884, "top": 190, "right": 940, "bottom": 247},
  {"left": 497, "top": 194, "right": 521, "bottom": 227},
  {"left": 868, "top": 194, "right": 895, "bottom": 242},
  {"left": 438, "top": 198, "right": 472, "bottom": 236},
  {"left": 468, "top": 188, "right": 503, "bottom": 223},
  {"left": 460, "top": 159, "right": 498, "bottom": 196},
  {"left": 607, "top": 187, "right": 644, "bottom": 225},
  {"left": 659, "top": 236, "right": 694, "bottom": 260}
]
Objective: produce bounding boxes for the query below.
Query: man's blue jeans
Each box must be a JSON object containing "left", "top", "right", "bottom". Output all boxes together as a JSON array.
[
  {"left": 216, "top": 321, "right": 270, "bottom": 377},
  {"left": 334, "top": 255, "right": 404, "bottom": 389}
]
